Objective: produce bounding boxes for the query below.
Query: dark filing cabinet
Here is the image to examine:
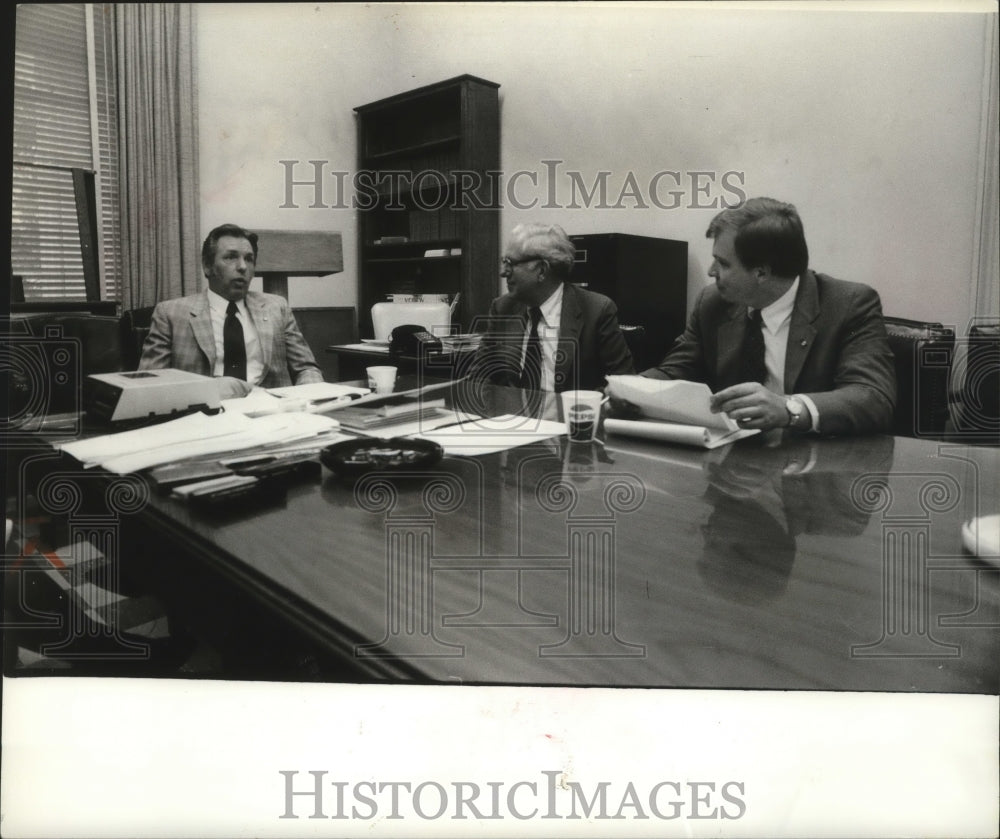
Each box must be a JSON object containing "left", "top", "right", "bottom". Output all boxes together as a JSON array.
[{"left": 568, "top": 233, "right": 688, "bottom": 369}]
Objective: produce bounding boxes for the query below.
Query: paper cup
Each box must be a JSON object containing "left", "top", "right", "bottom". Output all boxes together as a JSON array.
[
  {"left": 366, "top": 365, "right": 398, "bottom": 394},
  {"left": 560, "top": 390, "right": 604, "bottom": 442}
]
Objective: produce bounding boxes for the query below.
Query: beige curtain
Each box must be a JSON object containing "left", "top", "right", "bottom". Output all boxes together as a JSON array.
[{"left": 117, "top": 3, "right": 200, "bottom": 311}]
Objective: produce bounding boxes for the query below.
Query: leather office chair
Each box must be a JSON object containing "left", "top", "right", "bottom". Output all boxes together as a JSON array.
[
  {"left": 951, "top": 320, "right": 999, "bottom": 443},
  {"left": 119, "top": 306, "right": 156, "bottom": 370},
  {"left": 620, "top": 324, "right": 646, "bottom": 371},
  {"left": 883, "top": 316, "right": 956, "bottom": 439},
  {"left": 6, "top": 313, "right": 124, "bottom": 415}
]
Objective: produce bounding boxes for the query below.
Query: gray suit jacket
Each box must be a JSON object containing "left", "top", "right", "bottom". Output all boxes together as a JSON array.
[
  {"left": 138, "top": 290, "right": 323, "bottom": 387},
  {"left": 471, "top": 282, "right": 635, "bottom": 392},
  {"left": 644, "top": 270, "right": 896, "bottom": 435}
]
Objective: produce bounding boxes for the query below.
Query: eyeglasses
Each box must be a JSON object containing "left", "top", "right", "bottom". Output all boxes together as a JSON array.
[{"left": 501, "top": 255, "right": 543, "bottom": 271}]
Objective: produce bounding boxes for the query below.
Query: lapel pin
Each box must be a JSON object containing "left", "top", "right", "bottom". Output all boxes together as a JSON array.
[{"left": 800, "top": 339, "right": 807, "bottom": 346}]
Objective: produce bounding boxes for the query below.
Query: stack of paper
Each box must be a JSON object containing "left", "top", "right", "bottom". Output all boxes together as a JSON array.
[
  {"left": 335, "top": 397, "right": 447, "bottom": 430},
  {"left": 604, "top": 376, "right": 759, "bottom": 449},
  {"left": 267, "top": 382, "right": 370, "bottom": 401},
  {"left": 58, "top": 411, "right": 346, "bottom": 474},
  {"left": 222, "top": 383, "right": 370, "bottom": 417},
  {"left": 416, "top": 414, "right": 567, "bottom": 456}
]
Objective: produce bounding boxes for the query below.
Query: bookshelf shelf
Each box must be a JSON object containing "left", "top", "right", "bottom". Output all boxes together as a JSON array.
[
  {"left": 355, "top": 75, "right": 500, "bottom": 335},
  {"left": 364, "top": 135, "right": 462, "bottom": 162},
  {"left": 366, "top": 256, "right": 463, "bottom": 265}
]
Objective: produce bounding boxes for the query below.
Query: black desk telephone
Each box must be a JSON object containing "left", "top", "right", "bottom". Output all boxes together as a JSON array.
[{"left": 389, "top": 324, "right": 442, "bottom": 355}]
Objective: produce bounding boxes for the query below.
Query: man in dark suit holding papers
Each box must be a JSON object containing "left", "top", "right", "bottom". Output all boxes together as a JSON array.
[{"left": 642, "top": 198, "right": 895, "bottom": 435}]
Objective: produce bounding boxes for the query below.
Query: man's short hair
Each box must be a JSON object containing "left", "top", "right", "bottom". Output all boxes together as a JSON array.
[
  {"left": 509, "top": 222, "right": 576, "bottom": 279},
  {"left": 201, "top": 223, "right": 259, "bottom": 271},
  {"left": 706, "top": 197, "right": 809, "bottom": 278}
]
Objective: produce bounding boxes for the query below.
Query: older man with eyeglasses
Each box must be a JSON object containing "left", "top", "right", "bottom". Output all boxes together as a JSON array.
[{"left": 471, "top": 222, "right": 635, "bottom": 393}]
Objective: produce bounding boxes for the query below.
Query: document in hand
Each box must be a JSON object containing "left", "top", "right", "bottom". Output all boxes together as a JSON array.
[{"left": 604, "top": 375, "right": 760, "bottom": 449}]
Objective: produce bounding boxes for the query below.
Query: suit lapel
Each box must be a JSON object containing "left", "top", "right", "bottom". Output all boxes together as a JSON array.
[
  {"left": 246, "top": 292, "right": 273, "bottom": 374},
  {"left": 557, "top": 283, "right": 584, "bottom": 387},
  {"left": 717, "top": 303, "right": 746, "bottom": 386},
  {"left": 189, "top": 292, "right": 216, "bottom": 368},
  {"left": 784, "top": 271, "right": 819, "bottom": 391}
]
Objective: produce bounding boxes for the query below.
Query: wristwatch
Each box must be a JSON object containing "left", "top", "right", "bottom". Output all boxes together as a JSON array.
[{"left": 785, "top": 396, "right": 806, "bottom": 430}]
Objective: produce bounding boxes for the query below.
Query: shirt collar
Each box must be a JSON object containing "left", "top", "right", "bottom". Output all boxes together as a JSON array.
[
  {"left": 536, "top": 282, "right": 564, "bottom": 329},
  {"left": 756, "top": 276, "right": 799, "bottom": 333},
  {"left": 207, "top": 287, "right": 247, "bottom": 315}
]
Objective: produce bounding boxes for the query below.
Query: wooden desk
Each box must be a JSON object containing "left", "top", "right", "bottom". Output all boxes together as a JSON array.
[{"left": 8, "top": 381, "right": 1000, "bottom": 690}]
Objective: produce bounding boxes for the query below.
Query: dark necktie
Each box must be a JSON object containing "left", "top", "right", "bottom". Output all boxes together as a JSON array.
[
  {"left": 739, "top": 308, "right": 767, "bottom": 385},
  {"left": 518, "top": 306, "right": 543, "bottom": 389},
  {"left": 223, "top": 300, "right": 247, "bottom": 381}
]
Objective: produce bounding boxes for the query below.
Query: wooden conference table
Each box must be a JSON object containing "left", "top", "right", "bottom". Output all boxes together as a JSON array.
[{"left": 18, "top": 378, "right": 1000, "bottom": 691}]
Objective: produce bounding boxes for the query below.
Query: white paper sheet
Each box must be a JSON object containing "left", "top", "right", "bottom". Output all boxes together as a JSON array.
[
  {"left": 416, "top": 414, "right": 566, "bottom": 455},
  {"left": 220, "top": 390, "right": 286, "bottom": 415},
  {"left": 267, "top": 382, "right": 370, "bottom": 400},
  {"left": 102, "top": 412, "right": 340, "bottom": 474},
  {"left": 604, "top": 417, "right": 759, "bottom": 449},
  {"left": 223, "top": 385, "right": 365, "bottom": 417},
  {"left": 606, "top": 375, "right": 740, "bottom": 432},
  {"left": 60, "top": 411, "right": 341, "bottom": 474},
  {"left": 335, "top": 342, "right": 389, "bottom": 353},
  {"left": 346, "top": 409, "right": 481, "bottom": 439},
  {"left": 58, "top": 411, "right": 253, "bottom": 464}
]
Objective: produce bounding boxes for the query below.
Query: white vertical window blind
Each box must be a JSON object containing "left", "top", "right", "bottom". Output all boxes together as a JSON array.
[{"left": 12, "top": 3, "right": 121, "bottom": 302}]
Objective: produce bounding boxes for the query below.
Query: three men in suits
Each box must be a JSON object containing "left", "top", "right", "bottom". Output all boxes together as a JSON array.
[
  {"left": 139, "top": 223, "right": 323, "bottom": 398},
  {"left": 643, "top": 197, "right": 896, "bottom": 435},
  {"left": 473, "top": 223, "right": 635, "bottom": 393}
]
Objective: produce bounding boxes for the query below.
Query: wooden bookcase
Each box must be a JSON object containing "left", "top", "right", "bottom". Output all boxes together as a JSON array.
[{"left": 354, "top": 75, "right": 500, "bottom": 336}]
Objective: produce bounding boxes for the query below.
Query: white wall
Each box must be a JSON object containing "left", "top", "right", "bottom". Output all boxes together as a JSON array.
[{"left": 198, "top": 3, "right": 996, "bottom": 332}]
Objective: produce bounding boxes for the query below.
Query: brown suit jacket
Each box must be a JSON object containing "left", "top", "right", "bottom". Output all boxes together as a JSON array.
[{"left": 138, "top": 290, "right": 322, "bottom": 387}]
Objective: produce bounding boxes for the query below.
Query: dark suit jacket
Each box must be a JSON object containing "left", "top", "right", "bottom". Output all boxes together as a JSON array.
[
  {"left": 471, "top": 282, "right": 635, "bottom": 392},
  {"left": 643, "top": 270, "right": 896, "bottom": 435},
  {"left": 138, "top": 290, "right": 323, "bottom": 387}
]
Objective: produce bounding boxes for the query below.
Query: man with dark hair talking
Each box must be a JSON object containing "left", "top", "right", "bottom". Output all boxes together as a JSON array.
[
  {"left": 139, "top": 223, "right": 323, "bottom": 398},
  {"left": 642, "top": 197, "right": 895, "bottom": 435}
]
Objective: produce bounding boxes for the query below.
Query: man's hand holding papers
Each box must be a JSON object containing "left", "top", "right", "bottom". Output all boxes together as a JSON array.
[{"left": 604, "top": 375, "right": 760, "bottom": 449}]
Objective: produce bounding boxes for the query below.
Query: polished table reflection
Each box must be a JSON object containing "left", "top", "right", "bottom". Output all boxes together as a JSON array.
[{"left": 27, "top": 378, "right": 1000, "bottom": 690}]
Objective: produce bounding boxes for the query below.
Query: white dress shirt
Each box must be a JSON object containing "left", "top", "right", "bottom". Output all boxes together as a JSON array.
[
  {"left": 207, "top": 288, "right": 264, "bottom": 385},
  {"left": 521, "top": 282, "right": 564, "bottom": 393},
  {"left": 755, "top": 277, "right": 820, "bottom": 431}
]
